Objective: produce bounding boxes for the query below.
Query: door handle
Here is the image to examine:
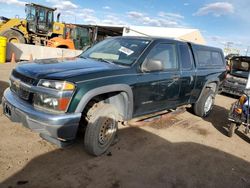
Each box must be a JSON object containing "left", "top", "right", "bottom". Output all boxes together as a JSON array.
[{"left": 172, "top": 76, "right": 180, "bottom": 81}]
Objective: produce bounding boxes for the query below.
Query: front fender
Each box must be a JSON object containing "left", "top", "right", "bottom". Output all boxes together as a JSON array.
[{"left": 74, "top": 84, "right": 134, "bottom": 120}]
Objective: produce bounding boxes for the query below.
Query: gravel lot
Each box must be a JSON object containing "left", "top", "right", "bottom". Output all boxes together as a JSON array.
[{"left": 0, "top": 64, "right": 249, "bottom": 188}]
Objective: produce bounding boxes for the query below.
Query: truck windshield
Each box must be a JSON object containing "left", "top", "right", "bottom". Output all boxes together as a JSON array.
[
  {"left": 80, "top": 37, "right": 151, "bottom": 65},
  {"left": 231, "top": 59, "right": 250, "bottom": 78}
]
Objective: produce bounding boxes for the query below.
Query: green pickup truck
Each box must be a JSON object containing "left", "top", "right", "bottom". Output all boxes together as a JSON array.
[{"left": 2, "top": 36, "right": 226, "bottom": 155}]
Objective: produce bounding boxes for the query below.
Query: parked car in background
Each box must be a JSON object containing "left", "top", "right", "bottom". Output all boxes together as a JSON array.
[{"left": 222, "top": 56, "right": 250, "bottom": 96}]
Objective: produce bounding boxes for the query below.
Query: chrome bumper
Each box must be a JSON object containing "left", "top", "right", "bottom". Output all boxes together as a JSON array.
[{"left": 2, "top": 88, "right": 82, "bottom": 146}]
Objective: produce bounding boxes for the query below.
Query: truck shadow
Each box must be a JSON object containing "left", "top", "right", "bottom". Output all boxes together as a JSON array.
[
  {"left": 0, "top": 81, "right": 9, "bottom": 104},
  {"left": 1, "top": 124, "right": 250, "bottom": 188},
  {"left": 204, "top": 105, "right": 230, "bottom": 136},
  {"left": 220, "top": 92, "right": 239, "bottom": 99}
]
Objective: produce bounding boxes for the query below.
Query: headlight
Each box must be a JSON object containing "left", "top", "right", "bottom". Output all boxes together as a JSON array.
[
  {"left": 34, "top": 80, "right": 75, "bottom": 112},
  {"left": 34, "top": 93, "right": 71, "bottom": 113},
  {"left": 38, "top": 79, "right": 75, "bottom": 91}
]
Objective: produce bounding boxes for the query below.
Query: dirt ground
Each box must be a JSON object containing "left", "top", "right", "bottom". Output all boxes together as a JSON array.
[{"left": 0, "top": 64, "right": 250, "bottom": 188}]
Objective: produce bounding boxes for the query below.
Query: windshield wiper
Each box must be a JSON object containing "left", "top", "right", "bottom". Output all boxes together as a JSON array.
[
  {"left": 93, "top": 58, "right": 114, "bottom": 65},
  {"left": 78, "top": 56, "right": 87, "bottom": 59}
]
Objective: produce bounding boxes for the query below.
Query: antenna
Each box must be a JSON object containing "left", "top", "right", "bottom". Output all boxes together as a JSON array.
[{"left": 124, "top": 27, "right": 151, "bottom": 37}]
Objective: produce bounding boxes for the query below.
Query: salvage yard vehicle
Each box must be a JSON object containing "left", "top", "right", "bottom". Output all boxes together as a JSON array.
[
  {"left": 228, "top": 78, "right": 250, "bottom": 138},
  {"left": 2, "top": 36, "right": 226, "bottom": 156},
  {"left": 47, "top": 24, "right": 92, "bottom": 50},
  {"left": 0, "top": 3, "right": 64, "bottom": 45},
  {"left": 0, "top": 3, "right": 92, "bottom": 50},
  {"left": 222, "top": 56, "right": 250, "bottom": 96}
]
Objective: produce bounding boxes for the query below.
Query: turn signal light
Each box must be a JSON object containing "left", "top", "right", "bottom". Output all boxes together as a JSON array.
[{"left": 234, "top": 108, "right": 242, "bottom": 114}]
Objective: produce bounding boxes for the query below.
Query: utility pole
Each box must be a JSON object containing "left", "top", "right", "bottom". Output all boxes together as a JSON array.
[
  {"left": 246, "top": 46, "right": 250, "bottom": 56},
  {"left": 224, "top": 41, "right": 234, "bottom": 55}
]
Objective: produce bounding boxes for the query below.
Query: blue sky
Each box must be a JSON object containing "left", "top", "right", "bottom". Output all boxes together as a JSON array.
[{"left": 0, "top": 0, "right": 249, "bottom": 55}]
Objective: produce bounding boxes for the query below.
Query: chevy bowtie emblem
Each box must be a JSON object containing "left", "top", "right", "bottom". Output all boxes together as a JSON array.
[{"left": 13, "top": 79, "right": 21, "bottom": 88}]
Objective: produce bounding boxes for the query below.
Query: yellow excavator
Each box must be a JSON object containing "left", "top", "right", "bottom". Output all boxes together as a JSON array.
[{"left": 0, "top": 3, "right": 65, "bottom": 46}]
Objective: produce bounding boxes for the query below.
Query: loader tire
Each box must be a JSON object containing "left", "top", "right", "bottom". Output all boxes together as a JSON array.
[{"left": 1, "top": 29, "right": 25, "bottom": 43}]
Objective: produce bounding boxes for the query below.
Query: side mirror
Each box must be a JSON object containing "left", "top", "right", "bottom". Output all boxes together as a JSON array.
[{"left": 142, "top": 59, "right": 164, "bottom": 72}]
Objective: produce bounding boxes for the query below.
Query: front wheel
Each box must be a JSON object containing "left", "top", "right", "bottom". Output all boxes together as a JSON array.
[
  {"left": 84, "top": 103, "right": 119, "bottom": 156},
  {"left": 193, "top": 88, "right": 215, "bottom": 117}
]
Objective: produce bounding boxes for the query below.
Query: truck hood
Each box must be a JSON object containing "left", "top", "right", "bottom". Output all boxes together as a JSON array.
[{"left": 15, "top": 58, "right": 125, "bottom": 79}]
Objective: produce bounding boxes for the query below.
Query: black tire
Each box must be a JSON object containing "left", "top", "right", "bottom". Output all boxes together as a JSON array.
[
  {"left": 228, "top": 122, "right": 236, "bottom": 137},
  {"left": 193, "top": 88, "right": 215, "bottom": 117},
  {"left": 84, "top": 103, "right": 119, "bottom": 156},
  {"left": 1, "top": 29, "right": 25, "bottom": 43}
]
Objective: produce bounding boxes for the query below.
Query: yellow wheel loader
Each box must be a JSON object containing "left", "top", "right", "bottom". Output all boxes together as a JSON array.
[{"left": 0, "top": 3, "right": 64, "bottom": 46}]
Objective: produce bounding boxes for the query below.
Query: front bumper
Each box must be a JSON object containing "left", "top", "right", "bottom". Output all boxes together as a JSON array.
[{"left": 2, "top": 88, "right": 82, "bottom": 146}]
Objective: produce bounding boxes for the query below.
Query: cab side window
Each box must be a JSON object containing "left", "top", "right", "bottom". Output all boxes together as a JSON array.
[{"left": 146, "top": 43, "right": 178, "bottom": 70}]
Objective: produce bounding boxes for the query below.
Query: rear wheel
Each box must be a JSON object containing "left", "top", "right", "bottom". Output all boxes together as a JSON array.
[
  {"left": 84, "top": 103, "right": 119, "bottom": 156},
  {"left": 1, "top": 29, "right": 25, "bottom": 43},
  {"left": 193, "top": 88, "right": 215, "bottom": 117}
]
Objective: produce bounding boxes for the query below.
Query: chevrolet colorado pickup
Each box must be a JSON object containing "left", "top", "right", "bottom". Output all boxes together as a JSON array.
[{"left": 2, "top": 36, "right": 226, "bottom": 155}]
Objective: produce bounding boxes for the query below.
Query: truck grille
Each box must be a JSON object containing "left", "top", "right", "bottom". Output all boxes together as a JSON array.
[
  {"left": 10, "top": 70, "right": 36, "bottom": 102},
  {"left": 10, "top": 80, "right": 31, "bottom": 100},
  {"left": 12, "top": 70, "right": 36, "bottom": 85}
]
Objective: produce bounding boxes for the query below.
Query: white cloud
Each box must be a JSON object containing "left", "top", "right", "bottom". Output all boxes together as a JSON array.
[
  {"left": 194, "top": 2, "right": 234, "bottom": 17},
  {"left": 226, "top": 0, "right": 250, "bottom": 24},
  {"left": 46, "top": 0, "right": 78, "bottom": 10},
  {"left": 158, "top": 12, "right": 184, "bottom": 20},
  {"left": 59, "top": 7, "right": 96, "bottom": 24},
  {"left": 103, "top": 6, "right": 111, "bottom": 10},
  {"left": 79, "top": 8, "right": 95, "bottom": 15},
  {"left": 61, "top": 7, "right": 127, "bottom": 25},
  {"left": 127, "top": 11, "right": 144, "bottom": 18},
  {"left": 0, "top": 0, "right": 26, "bottom": 6},
  {"left": 101, "top": 15, "right": 127, "bottom": 25},
  {"left": 127, "top": 11, "right": 186, "bottom": 27}
]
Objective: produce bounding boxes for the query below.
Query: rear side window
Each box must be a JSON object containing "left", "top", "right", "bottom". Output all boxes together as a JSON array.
[
  {"left": 211, "top": 52, "right": 224, "bottom": 65},
  {"left": 195, "top": 49, "right": 224, "bottom": 67},
  {"left": 179, "top": 44, "right": 193, "bottom": 69},
  {"left": 196, "top": 50, "right": 212, "bottom": 66}
]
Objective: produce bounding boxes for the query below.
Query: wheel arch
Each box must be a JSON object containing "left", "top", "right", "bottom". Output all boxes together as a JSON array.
[
  {"left": 57, "top": 45, "right": 69, "bottom": 49},
  {"left": 1, "top": 28, "right": 24, "bottom": 35},
  {"left": 196, "top": 79, "right": 219, "bottom": 103},
  {"left": 75, "top": 84, "right": 134, "bottom": 120},
  {"left": 10, "top": 28, "right": 25, "bottom": 35},
  {"left": 206, "top": 82, "right": 218, "bottom": 93}
]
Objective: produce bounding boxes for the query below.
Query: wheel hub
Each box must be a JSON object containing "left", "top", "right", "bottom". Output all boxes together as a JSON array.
[
  {"left": 9, "top": 38, "right": 19, "bottom": 43},
  {"left": 204, "top": 95, "right": 213, "bottom": 114},
  {"left": 99, "top": 117, "right": 116, "bottom": 145}
]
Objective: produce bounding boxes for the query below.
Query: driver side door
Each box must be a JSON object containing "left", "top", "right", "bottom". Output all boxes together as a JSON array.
[{"left": 133, "top": 42, "right": 181, "bottom": 117}]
